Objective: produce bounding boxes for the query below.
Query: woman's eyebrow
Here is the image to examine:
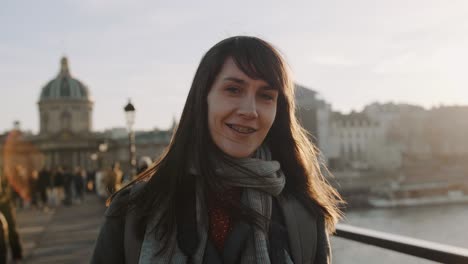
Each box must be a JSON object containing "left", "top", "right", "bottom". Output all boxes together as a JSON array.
[
  {"left": 223, "top": 76, "right": 275, "bottom": 90},
  {"left": 223, "top": 77, "right": 246, "bottom": 84},
  {"left": 261, "top": 86, "right": 277, "bottom": 91}
]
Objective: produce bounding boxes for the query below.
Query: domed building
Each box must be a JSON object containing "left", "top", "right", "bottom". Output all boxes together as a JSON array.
[
  {"left": 33, "top": 57, "right": 101, "bottom": 170},
  {"left": 0, "top": 57, "right": 172, "bottom": 177},
  {"left": 39, "top": 57, "right": 92, "bottom": 134}
]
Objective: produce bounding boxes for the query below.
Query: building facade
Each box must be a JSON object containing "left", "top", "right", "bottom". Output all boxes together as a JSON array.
[
  {"left": 294, "top": 84, "right": 334, "bottom": 160},
  {"left": 32, "top": 57, "right": 100, "bottom": 170},
  {"left": 1, "top": 57, "right": 172, "bottom": 177}
]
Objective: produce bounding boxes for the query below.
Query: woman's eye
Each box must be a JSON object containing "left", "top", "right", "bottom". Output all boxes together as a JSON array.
[
  {"left": 226, "top": 87, "right": 240, "bottom": 94},
  {"left": 260, "top": 93, "right": 274, "bottom": 101}
]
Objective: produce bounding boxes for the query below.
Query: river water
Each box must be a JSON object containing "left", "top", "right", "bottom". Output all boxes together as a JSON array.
[{"left": 331, "top": 203, "right": 468, "bottom": 263}]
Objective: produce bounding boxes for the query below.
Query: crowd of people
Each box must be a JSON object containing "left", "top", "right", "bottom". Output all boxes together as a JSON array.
[
  {"left": 11, "top": 158, "right": 155, "bottom": 209},
  {"left": 5, "top": 165, "right": 95, "bottom": 211},
  {"left": 28, "top": 165, "right": 91, "bottom": 208},
  {"left": 0, "top": 157, "right": 153, "bottom": 263}
]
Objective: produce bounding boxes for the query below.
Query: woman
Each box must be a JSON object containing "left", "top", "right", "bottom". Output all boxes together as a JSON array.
[{"left": 91, "top": 36, "right": 342, "bottom": 264}]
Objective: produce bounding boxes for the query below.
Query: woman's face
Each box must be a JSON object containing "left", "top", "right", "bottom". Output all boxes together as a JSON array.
[{"left": 207, "top": 57, "right": 278, "bottom": 158}]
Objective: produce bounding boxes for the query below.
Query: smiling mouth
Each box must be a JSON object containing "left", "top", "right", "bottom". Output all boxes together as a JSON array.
[{"left": 226, "top": 124, "right": 257, "bottom": 134}]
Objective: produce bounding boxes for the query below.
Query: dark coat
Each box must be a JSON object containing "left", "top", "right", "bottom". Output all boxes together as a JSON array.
[
  {"left": 91, "top": 184, "right": 331, "bottom": 264},
  {"left": 37, "top": 170, "right": 50, "bottom": 190}
]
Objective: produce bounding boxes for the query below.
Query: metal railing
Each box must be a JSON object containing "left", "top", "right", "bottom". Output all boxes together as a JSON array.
[{"left": 335, "top": 224, "right": 468, "bottom": 263}]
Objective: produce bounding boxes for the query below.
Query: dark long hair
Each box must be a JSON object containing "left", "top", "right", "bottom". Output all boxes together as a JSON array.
[{"left": 111, "top": 36, "right": 342, "bottom": 251}]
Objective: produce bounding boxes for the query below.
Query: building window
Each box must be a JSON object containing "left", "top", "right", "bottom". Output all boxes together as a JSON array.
[
  {"left": 356, "top": 145, "right": 362, "bottom": 160},
  {"left": 61, "top": 111, "right": 71, "bottom": 131},
  {"left": 340, "top": 143, "right": 346, "bottom": 158},
  {"left": 349, "top": 145, "right": 354, "bottom": 160},
  {"left": 42, "top": 112, "right": 49, "bottom": 132}
]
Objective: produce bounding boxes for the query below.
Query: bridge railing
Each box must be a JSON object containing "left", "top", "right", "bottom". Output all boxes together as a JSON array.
[{"left": 335, "top": 224, "right": 468, "bottom": 263}]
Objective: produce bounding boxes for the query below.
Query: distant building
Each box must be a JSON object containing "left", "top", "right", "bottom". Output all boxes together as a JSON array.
[
  {"left": 0, "top": 57, "right": 172, "bottom": 176},
  {"left": 425, "top": 106, "right": 468, "bottom": 157},
  {"left": 364, "top": 102, "right": 428, "bottom": 159},
  {"left": 328, "top": 102, "right": 428, "bottom": 171},
  {"left": 101, "top": 128, "right": 171, "bottom": 169},
  {"left": 30, "top": 57, "right": 100, "bottom": 170},
  {"left": 294, "top": 84, "right": 333, "bottom": 159}
]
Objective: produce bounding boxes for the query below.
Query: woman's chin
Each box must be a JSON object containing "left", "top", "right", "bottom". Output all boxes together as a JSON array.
[{"left": 218, "top": 146, "right": 255, "bottom": 159}]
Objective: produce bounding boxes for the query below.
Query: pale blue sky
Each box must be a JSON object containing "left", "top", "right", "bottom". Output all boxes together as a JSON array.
[{"left": 1, "top": 0, "right": 467, "bottom": 133}]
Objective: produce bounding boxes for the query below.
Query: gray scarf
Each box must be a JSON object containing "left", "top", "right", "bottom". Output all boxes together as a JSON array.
[{"left": 139, "top": 145, "right": 294, "bottom": 263}]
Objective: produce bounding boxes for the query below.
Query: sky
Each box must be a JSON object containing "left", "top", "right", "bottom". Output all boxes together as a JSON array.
[{"left": 1, "top": 0, "right": 467, "bottom": 133}]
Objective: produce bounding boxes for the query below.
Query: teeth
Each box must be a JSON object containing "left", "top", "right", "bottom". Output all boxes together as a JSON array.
[{"left": 228, "top": 124, "right": 256, "bottom": 133}]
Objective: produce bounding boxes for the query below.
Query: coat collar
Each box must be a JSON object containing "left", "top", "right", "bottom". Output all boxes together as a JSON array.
[{"left": 277, "top": 195, "right": 318, "bottom": 264}]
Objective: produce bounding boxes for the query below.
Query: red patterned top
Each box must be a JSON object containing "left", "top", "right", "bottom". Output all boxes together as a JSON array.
[{"left": 207, "top": 188, "right": 242, "bottom": 252}]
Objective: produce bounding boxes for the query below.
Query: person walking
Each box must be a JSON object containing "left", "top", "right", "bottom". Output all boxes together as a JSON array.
[
  {"left": 0, "top": 170, "right": 23, "bottom": 262},
  {"left": 29, "top": 170, "right": 39, "bottom": 209},
  {"left": 73, "top": 167, "right": 86, "bottom": 203},
  {"left": 52, "top": 167, "right": 65, "bottom": 207},
  {"left": 37, "top": 167, "right": 50, "bottom": 209},
  {"left": 104, "top": 162, "right": 123, "bottom": 196},
  {"left": 62, "top": 166, "right": 73, "bottom": 206}
]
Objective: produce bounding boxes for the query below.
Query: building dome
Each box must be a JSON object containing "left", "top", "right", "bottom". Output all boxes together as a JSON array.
[{"left": 39, "top": 57, "right": 90, "bottom": 101}]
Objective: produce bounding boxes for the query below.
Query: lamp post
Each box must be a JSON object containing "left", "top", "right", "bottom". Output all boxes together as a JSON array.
[{"left": 124, "top": 99, "right": 136, "bottom": 179}]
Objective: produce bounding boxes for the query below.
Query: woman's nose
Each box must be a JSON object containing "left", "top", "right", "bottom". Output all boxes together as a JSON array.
[{"left": 237, "top": 96, "right": 258, "bottom": 119}]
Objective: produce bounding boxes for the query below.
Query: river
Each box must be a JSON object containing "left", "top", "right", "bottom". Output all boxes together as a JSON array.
[{"left": 331, "top": 203, "right": 468, "bottom": 263}]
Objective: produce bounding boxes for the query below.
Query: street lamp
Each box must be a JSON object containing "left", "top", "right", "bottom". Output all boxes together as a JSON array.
[
  {"left": 98, "top": 142, "right": 108, "bottom": 153},
  {"left": 124, "top": 99, "right": 136, "bottom": 179}
]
